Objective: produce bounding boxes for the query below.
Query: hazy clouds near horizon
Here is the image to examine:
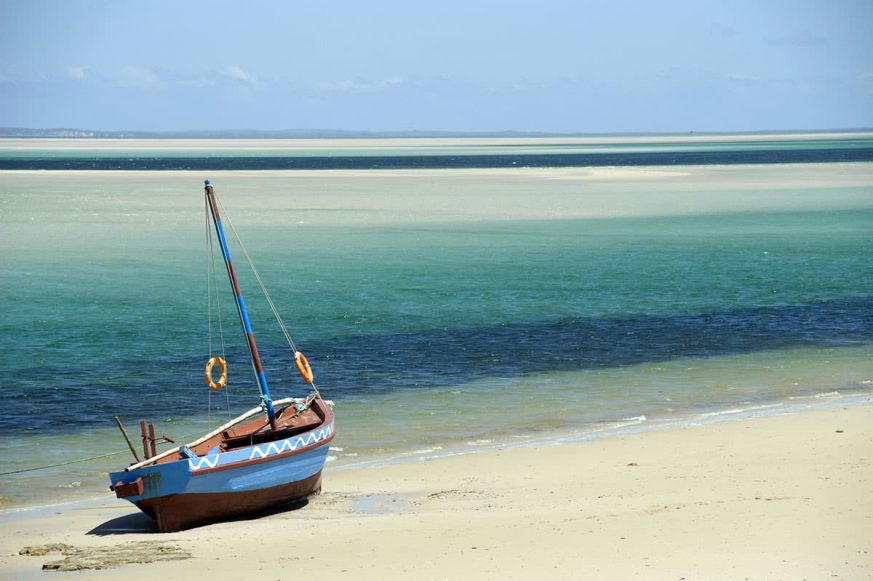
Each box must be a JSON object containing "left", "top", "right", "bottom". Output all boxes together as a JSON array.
[{"left": 1, "top": 0, "right": 871, "bottom": 133}]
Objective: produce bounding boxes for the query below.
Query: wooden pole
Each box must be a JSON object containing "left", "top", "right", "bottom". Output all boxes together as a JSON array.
[
  {"left": 148, "top": 423, "right": 158, "bottom": 458},
  {"left": 140, "top": 420, "right": 151, "bottom": 459},
  {"left": 113, "top": 416, "right": 140, "bottom": 462}
]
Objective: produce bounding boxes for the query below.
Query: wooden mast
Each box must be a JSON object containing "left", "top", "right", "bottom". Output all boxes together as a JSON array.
[{"left": 204, "top": 180, "right": 276, "bottom": 429}]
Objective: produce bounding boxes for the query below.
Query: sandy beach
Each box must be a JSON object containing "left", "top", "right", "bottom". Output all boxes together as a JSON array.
[{"left": 1, "top": 402, "right": 870, "bottom": 580}]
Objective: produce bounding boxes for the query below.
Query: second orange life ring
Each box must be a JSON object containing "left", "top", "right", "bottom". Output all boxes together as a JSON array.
[{"left": 294, "top": 351, "right": 314, "bottom": 384}]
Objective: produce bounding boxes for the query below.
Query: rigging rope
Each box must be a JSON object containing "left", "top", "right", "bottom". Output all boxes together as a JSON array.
[
  {"left": 211, "top": 197, "right": 322, "bottom": 400},
  {"left": 0, "top": 423, "right": 221, "bottom": 477},
  {"left": 217, "top": 198, "right": 300, "bottom": 355},
  {"left": 205, "top": 203, "right": 212, "bottom": 359},
  {"left": 205, "top": 197, "right": 231, "bottom": 421},
  {"left": 0, "top": 450, "right": 130, "bottom": 477}
]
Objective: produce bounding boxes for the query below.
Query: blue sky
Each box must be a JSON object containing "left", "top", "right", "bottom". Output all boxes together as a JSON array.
[{"left": 1, "top": 0, "right": 871, "bottom": 133}]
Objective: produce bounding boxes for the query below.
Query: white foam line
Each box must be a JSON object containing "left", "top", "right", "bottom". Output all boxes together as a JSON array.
[
  {"left": 788, "top": 390, "right": 841, "bottom": 400},
  {"left": 331, "top": 391, "right": 873, "bottom": 473},
  {"left": 0, "top": 495, "right": 111, "bottom": 521},
  {"left": 621, "top": 415, "right": 647, "bottom": 423},
  {"left": 697, "top": 404, "right": 781, "bottom": 419}
]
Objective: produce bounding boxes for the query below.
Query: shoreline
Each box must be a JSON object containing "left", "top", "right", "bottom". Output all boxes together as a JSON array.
[
  {"left": 2, "top": 389, "right": 870, "bottom": 514},
  {"left": 2, "top": 369, "right": 872, "bottom": 513},
  {"left": 1, "top": 398, "right": 870, "bottom": 579},
  {"left": 329, "top": 387, "right": 873, "bottom": 472}
]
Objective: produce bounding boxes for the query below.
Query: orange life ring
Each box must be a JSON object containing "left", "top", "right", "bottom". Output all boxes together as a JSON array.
[
  {"left": 294, "top": 351, "right": 314, "bottom": 384},
  {"left": 205, "top": 356, "right": 227, "bottom": 391}
]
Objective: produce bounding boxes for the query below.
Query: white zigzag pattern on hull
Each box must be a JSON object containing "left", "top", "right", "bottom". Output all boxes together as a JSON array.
[
  {"left": 186, "top": 423, "right": 334, "bottom": 472},
  {"left": 188, "top": 454, "right": 221, "bottom": 471},
  {"left": 248, "top": 423, "right": 334, "bottom": 460}
]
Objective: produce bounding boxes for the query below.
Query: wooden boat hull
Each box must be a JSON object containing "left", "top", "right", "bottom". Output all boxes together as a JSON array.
[
  {"left": 110, "top": 415, "right": 334, "bottom": 532},
  {"left": 136, "top": 469, "right": 324, "bottom": 533}
]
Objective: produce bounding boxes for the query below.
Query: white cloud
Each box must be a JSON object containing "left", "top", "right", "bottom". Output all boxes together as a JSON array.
[
  {"left": 218, "top": 65, "right": 256, "bottom": 84},
  {"left": 321, "top": 77, "right": 404, "bottom": 92},
  {"left": 97, "top": 66, "right": 259, "bottom": 91},
  {"left": 66, "top": 65, "right": 90, "bottom": 80},
  {"left": 0, "top": 65, "right": 23, "bottom": 83},
  {"left": 118, "top": 66, "right": 164, "bottom": 90},
  {"left": 182, "top": 77, "right": 217, "bottom": 88},
  {"left": 710, "top": 23, "right": 737, "bottom": 38},
  {"left": 725, "top": 73, "right": 760, "bottom": 82},
  {"left": 766, "top": 29, "right": 828, "bottom": 47}
]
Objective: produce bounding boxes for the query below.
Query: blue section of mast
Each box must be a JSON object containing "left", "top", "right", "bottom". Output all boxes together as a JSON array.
[{"left": 205, "top": 180, "right": 276, "bottom": 426}]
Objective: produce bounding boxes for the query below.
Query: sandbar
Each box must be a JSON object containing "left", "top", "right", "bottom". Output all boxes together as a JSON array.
[{"left": 2, "top": 131, "right": 872, "bottom": 152}]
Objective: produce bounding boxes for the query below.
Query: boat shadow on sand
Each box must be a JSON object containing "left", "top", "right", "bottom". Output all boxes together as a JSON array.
[{"left": 88, "top": 498, "right": 309, "bottom": 536}]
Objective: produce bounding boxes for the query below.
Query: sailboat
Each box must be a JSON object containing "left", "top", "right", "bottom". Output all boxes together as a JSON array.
[{"left": 109, "top": 180, "right": 335, "bottom": 533}]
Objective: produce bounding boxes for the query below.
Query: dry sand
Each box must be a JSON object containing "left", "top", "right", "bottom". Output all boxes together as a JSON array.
[{"left": 1, "top": 402, "right": 870, "bottom": 580}]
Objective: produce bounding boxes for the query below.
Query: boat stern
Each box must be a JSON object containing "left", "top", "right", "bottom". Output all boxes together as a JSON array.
[
  {"left": 112, "top": 477, "right": 144, "bottom": 498},
  {"left": 109, "top": 460, "right": 190, "bottom": 503}
]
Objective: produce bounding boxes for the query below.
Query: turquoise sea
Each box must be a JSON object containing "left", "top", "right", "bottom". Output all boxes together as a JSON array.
[{"left": 1, "top": 135, "right": 872, "bottom": 509}]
